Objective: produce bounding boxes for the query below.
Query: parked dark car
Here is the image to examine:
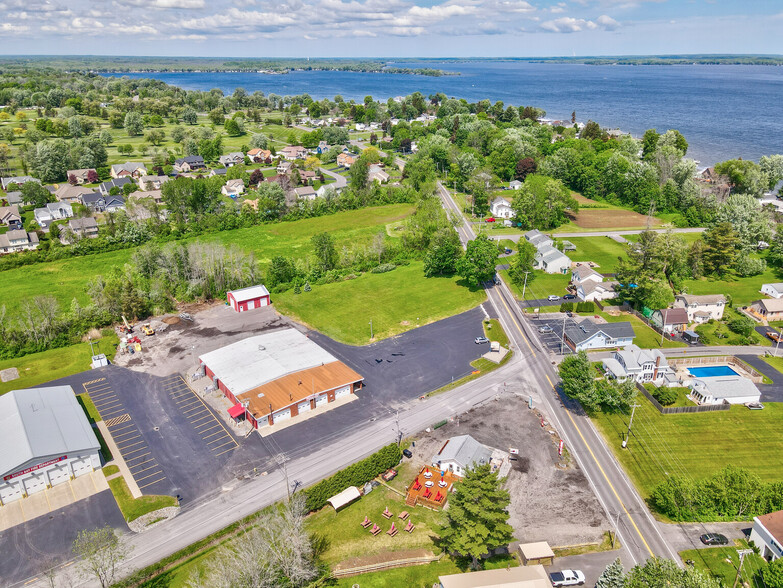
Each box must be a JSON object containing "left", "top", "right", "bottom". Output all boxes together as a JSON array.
[
  {"left": 700, "top": 533, "right": 728, "bottom": 546},
  {"left": 402, "top": 449, "right": 413, "bottom": 459},
  {"left": 563, "top": 294, "right": 576, "bottom": 300}
]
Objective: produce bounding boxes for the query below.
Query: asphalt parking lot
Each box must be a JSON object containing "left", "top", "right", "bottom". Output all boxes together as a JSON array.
[{"left": 529, "top": 314, "right": 576, "bottom": 355}]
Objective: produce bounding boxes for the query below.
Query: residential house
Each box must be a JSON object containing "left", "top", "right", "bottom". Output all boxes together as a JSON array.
[
  {"left": 534, "top": 245, "right": 571, "bottom": 275},
  {"left": 315, "top": 141, "right": 329, "bottom": 155},
  {"left": 54, "top": 184, "right": 95, "bottom": 204},
  {"left": 316, "top": 185, "right": 338, "bottom": 199},
  {"left": 5, "top": 191, "right": 22, "bottom": 206},
  {"left": 673, "top": 294, "right": 726, "bottom": 323},
  {"left": 749, "top": 298, "right": 783, "bottom": 322},
  {"left": 688, "top": 376, "right": 761, "bottom": 406},
  {"left": 247, "top": 148, "right": 272, "bottom": 163},
  {"left": 129, "top": 189, "right": 163, "bottom": 205},
  {"left": 0, "top": 229, "right": 39, "bottom": 253},
  {"left": 276, "top": 160, "right": 293, "bottom": 175},
  {"left": 279, "top": 146, "right": 308, "bottom": 161},
  {"left": 104, "top": 195, "right": 126, "bottom": 213},
  {"left": 490, "top": 197, "right": 513, "bottom": 219},
  {"left": 431, "top": 435, "right": 492, "bottom": 477},
  {"left": 298, "top": 170, "right": 317, "bottom": 184},
  {"left": 82, "top": 193, "right": 125, "bottom": 213},
  {"left": 173, "top": 156, "right": 206, "bottom": 173},
  {"left": 700, "top": 167, "right": 718, "bottom": 182},
  {"left": 110, "top": 162, "right": 147, "bottom": 179},
  {"left": 138, "top": 175, "right": 169, "bottom": 191},
  {"left": 99, "top": 177, "right": 133, "bottom": 196},
  {"left": 1, "top": 176, "right": 39, "bottom": 191},
  {"left": 34, "top": 202, "right": 73, "bottom": 229},
  {"left": 602, "top": 344, "right": 675, "bottom": 385},
  {"left": 368, "top": 165, "right": 389, "bottom": 184},
  {"left": 294, "top": 186, "right": 317, "bottom": 201},
  {"left": 336, "top": 153, "right": 355, "bottom": 168},
  {"left": 221, "top": 179, "right": 245, "bottom": 198},
  {"left": 761, "top": 283, "right": 783, "bottom": 299},
  {"left": 65, "top": 168, "right": 96, "bottom": 184},
  {"left": 563, "top": 319, "right": 635, "bottom": 352},
  {"left": 60, "top": 217, "right": 99, "bottom": 244},
  {"left": 219, "top": 152, "right": 245, "bottom": 167},
  {"left": 650, "top": 308, "right": 690, "bottom": 334},
  {"left": 0, "top": 205, "right": 22, "bottom": 230},
  {"left": 750, "top": 510, "right": 783, "bottom": 562},
  {"left": 571, "top": 263, "right": 603, "bottom": 286},
  {"left": 208, "top": 168, "right": 226, "bottom": 177},
  {"left": 509, "top": 179, "right": 522, "bottom": 190},
  {"left": 354, "top": 123, "right": 366, "bottom": 131},
  {"left": 523, "top": 229, "right": 553, "bottom": 249},
  {"left": 577, "top": 280, "right": 618, "bottom": 302}
]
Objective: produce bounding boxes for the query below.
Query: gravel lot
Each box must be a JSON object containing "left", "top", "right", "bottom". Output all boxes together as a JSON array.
[{"left": 410, "top": 393, "right": 607, "bottom": 548}]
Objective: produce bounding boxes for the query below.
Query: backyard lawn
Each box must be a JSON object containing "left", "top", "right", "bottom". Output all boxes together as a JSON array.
[
  {"left": 591, "top": 396, "right": 783, "bottom": 498},
  {"left": 567, "top": 236, "right": 628, "bottom": 272},
  {"left": 681, "top": 259, "right": 780, "bottom": 307},
  {"left": 274, "top": 262, "right": 486, "bottom": 345},
  {"left": 501, "top": 268, "right": 570, "bottom": 301},
  {"left": 0, "top": 331, "right": 119, "bottom": 395},
  {"left": 0, "top": 204, "right": 414, "bottom": 316},
  {"left": 680, "top": 540, "right": 768, "bottom": 588},
  {"left": 597, "top": 312, "right": 686, "bottom": 349}
]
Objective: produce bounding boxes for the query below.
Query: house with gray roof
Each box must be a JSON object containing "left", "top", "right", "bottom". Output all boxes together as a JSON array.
[
  {"left": 0, "top": 204, "right": 22, "bottom": 230},
  {"left": 1, "top": 176, "right": 39, "bottom": 191},
  {"left": 110, "top": 162, "right": 147, "bottom": 179},
  {"left": 431, "top": 435, "right": 492, "bottom": 477},
  {"left": 523, "top": 229, "right": 553, "bottom": 249},
  {"left": 219, "top": 152, "right": 245, "bottom": 167},
  {"left": 34, "top": 201, "right": 73, "bottom": 229},
  {"left": 54, "top": 184, "right": 95, "bottom": 204},
  {"left": 138, "top": 175, "right": 170, "bottom": 191},
  {"left": 673, "top": 294, "right": 726, "bottom": 323},
  {"left": 0, "top": 229, "right": 38, "bottom": 253},
  {"left": 602, "top": 344, "right": 675, "bottom": 385},
  {"left": 688, "top": 375, "right": 760, "bottom": 406},
  {"left": 564, "top": 319, "right": 635, "bottom": 352},
  {"left": 173, "top": 155, "right": 206, "bottom": 173},
  {"left": 535, "top": 245, "right": 571, "bottom": 275},
  {"left": 61, "top": 217, "right": 99, "bottom": 244},
  {"left": 0, "top": 386, "right": 101, "bottom": 504},
  {"left": 5, "top": 191, "right": 22, "bottom": 205},
  {"left": 99, "top": 177, "right": 133, "bottom": 196}
]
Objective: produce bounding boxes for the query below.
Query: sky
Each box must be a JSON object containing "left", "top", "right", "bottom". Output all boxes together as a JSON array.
[{"left": 0, "top": 0, "right": 781, "bottom": 58}]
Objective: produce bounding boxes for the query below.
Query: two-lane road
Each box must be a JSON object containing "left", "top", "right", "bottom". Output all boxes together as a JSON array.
[{"left": 436, "top": 180, "right": 681, "bottom": 567}]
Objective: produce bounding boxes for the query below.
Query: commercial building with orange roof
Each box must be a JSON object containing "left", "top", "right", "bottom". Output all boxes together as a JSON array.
[{"left": 199, "top": 329, "right": 363, "bottom": 430}]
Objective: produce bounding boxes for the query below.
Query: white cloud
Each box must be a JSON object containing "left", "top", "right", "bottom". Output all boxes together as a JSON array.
[
  {"left": 596, "top": 14, "right": 620, "bottom": 30},
  {"left": 550, "top": 2, "right": 567, "bottom": 14},
  {"left": 540, "top": 16, "right": 597, "bottom": 32},
  {"left": 0, "top": 22, "right": 30, "bottom": 32},
  {"left": 112, "top": 0, "right": 206, "bottom": 7}
]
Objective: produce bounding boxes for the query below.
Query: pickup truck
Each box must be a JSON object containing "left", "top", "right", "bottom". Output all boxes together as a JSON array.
[
  {"left": 549, "top": 570, "right": 585, "bottom": 586},
  {"left": 767, "top": 330, "right": 783, "bottom": 343}
]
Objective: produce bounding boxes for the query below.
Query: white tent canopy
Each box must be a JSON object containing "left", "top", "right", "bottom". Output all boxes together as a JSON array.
[{"left": 327, "top": 486, "right": 361, "bottom": 511}]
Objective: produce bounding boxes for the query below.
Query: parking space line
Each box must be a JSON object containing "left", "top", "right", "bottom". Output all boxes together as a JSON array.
[
  {"left": 102, "top": 409, "right": 128, "bottom": 419},
  {"left": 86, "top": 384, "right": 112, "bottom": 393},
  {"left": 126, "top": 452, "right": 150, "bottom": 463},
  {"left": 90, "top": 392, "right": 117, "bottom": 402},
  {"left": 138, "top": 476, "right": 167, "bottom": 489},
  {"left": 98, "top": 400, "right": 124, "bottom": 411},
  {"left": 130, "top": 458, "right": 155, "bottom": 470},
  {"left": 130, "top": 461, "right": 158, "bottom": 473},
  {"left": 116, "top": 435, "right": 142, "bottom": 446},
  {"left": 123, "top": 446, "right": 150, "bottom": 457},
  {"left": 134, "top": 470, "right": 164, "bottom": 483},
  {"left": 110, "top": 423, "right": 134, "bottom": 434},
  {"left": 190, "top": 414, "right": 212, "bottom": 424},
  {"left": 210, "top": 440, "right": 236, "bottom": 451},
  {"left": 182, "top": 404, "right": 204, "bottom": 414},
  {"left": 169, "top": 392, "right": 191, "bottom": 401},
  {"left": 214, "top": 446, "right": 237, "bottom": 457},
  {"left": 198, "top": 425, "right": 220, "bottom": 435},
  {"left": 203, "top": 430, "right": 224, "bottom": 440},
  {"left": 112, "top": 430, "right": 139, "bottom": 441},
  {"left": 117, "top": 440, "right": 145, "bottom": 452},
  {"left": 194, "top": 420, "right": 218, "bottom": 430}
]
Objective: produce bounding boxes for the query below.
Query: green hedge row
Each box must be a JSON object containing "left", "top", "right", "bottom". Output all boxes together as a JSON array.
[{"left": 304, "top": 444, "right": 402, "bottom": 512}]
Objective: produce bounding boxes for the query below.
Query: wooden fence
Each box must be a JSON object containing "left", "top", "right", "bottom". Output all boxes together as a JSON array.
[
  {"left": 332, "top": 552, "right": 444, "bottom": 578},
  {"left": 668, "top": 355, "right": 764, "bottom": 383},
  {"left": 635, "top": 382, "right": 730, "bottom": 415}
]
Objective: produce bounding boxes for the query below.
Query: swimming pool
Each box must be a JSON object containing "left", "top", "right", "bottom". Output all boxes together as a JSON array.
[{"left": 688, "top": 366, "right": 739, "bottom": 378}]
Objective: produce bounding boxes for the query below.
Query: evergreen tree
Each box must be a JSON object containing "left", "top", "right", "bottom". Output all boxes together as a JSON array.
[
  {"left": 596, "top": 558, "right": 625, "bottom": 588},
  {"left": 508, "top": 241, "right": 536, "bottom": 289},
  {"left": 702, "top": 222, "right": 739, "bottom": 277},
  {"left": 440, "top": 463, "right": 513, "bottom": 569},
  {"left": 558, "top": 350, "right": 598, "bottom": 410}
]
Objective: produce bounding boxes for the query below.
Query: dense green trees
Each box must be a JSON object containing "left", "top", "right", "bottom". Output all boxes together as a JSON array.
[
  {"left": 456, "top": 235, "right": 498, "bottom": 286},
  {"left": 507, "top": 240, "right": 536, "bottom": 288},
  {"left": 511, "top": 174, "right": 577, "bottom": 230},
  {"left": 440, "top": 464, "right": 513, "bottom": 569},
  {"left": 558, "top": 350, "right": 637, "bottom": 412},
  {"left": 423, "top": 228, "right": 462, "bottom": 276},
  {"left": 123, "top": 111, "right": 143, "bottom": 136}
]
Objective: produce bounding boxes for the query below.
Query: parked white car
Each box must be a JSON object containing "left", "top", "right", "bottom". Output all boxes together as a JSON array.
[{"left": 549, "top": 569, "right": 585, "bottom": 586}]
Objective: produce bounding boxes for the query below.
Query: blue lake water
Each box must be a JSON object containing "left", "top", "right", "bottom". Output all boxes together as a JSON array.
[
  {"left": 107, "top": 62, "right": 783, "bottom": 165},
  {"left": 687, "top": 366, "right": 739, "bottom": 378}
]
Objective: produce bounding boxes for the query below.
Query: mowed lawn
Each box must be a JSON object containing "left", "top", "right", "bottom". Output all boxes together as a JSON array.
[
  {"left": 275, "top": 262, "right": 487, "bottom": 345},
  {"left": 0, "top": 205, "right": 413, "bottom": 316},
  {"left": 681, "top": 263, "right": 780, "bottom": 307},
  {"left": 568, "top": 236, "right": 628, "bottom": 273},
  {"left": 0, "top": 332, "right": 119, "bottom": 396},
  {"left": 591, "top": 396, "right": 783, "bottom": 498}
]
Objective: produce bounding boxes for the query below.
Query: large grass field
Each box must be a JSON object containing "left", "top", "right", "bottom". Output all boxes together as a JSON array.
[
  {"left": 0, "top": 331, "right": 119, "bottom": 395},
  {"left": 274, "top": 262, "right": 486, "bottom": 345},
  {"left": 591, "top": 396, "right": 783, "bottom": 499},
  {"left": 0, "top": 205, "right": 413, "bottom": 316},
  {"left": 567, "top": 236, "right": 628, "bottom": 273}
]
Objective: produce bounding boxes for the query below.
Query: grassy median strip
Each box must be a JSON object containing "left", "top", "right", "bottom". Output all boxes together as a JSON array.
[{"left": 107, "top": 477, "right": 177, "bottom": 523}]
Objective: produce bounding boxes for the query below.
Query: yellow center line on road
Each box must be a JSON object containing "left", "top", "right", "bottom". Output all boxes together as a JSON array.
[
  {"left": 544, "top": 373, "right": 655, "bottom": 559},
  {"left": 494, "top": 287, "right": 535, "bottom": 356}
]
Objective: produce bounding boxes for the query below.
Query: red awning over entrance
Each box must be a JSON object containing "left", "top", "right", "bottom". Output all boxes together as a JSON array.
[{"left": 228, "top": 403, "right": 245, "bottom": 418}]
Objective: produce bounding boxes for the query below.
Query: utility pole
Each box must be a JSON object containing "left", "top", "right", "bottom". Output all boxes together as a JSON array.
[
  {"left": 776, "top": 328, "right": 783, "bottom": 357},
  {"left": 622, "top": 404, "right": 641, "bottom": 449},
  {"left": 732, "top": 549, "right": 753, "bottom": 588},
  {"left": 560, "top": 313, "right": 567, "bottom": 355},
  {"left": 395, "top": 409, "right": 402, "bottom": 446},
  {"left": 521, "top": 271, "right": 531, "bottom": 302},
  {"left": 88, "top": 337, "right": 96, "bottom": 357}
]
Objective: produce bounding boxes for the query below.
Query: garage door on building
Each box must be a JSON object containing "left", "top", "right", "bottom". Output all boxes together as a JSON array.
[
  {"left": 298, "top": 400, "right": 311, "bottom": 413},
  {"left": 273, "top": 408, "right": 291, "bottom": 422},
  {"left": 248, "top": 299, "right": 255, "bottom": 310},
  {"left": 0, "top": 482, "right": 23, "bottom": 504},
  {"left": 315, "top": 394, "right": 328, "bottom": 408},
  {"left": 334, "top": 385, "right": 351, "bottom": 399},
  {"left": 72, "top": 457, "right": 93, "bottom": 478},
  {"left": 48, "top": 463, "right": 71, "bottom": 487},
  {"left": 24, "top": 472, "right": 47, "bottom": 496}
]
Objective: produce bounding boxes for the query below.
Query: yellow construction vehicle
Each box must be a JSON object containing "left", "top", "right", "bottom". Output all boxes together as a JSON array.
[{"left": 141, "top": 323, "right": 155, "bottom": 336}]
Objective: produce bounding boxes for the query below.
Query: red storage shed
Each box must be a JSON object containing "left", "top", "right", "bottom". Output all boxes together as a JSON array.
[{"left": 227, "top": 284, "right": 270, "bottom": 312}]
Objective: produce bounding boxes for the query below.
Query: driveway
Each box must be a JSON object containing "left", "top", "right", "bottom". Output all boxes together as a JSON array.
[
  {"left": 736, "top": 354, "right": 783, "bottom": 402},
  {"left": 520, "top": 297, "right": 567, "bottom": 309}
]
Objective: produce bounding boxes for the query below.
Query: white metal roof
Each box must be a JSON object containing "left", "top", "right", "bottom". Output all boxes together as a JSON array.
[
  {"left": 327, "top": 486, "right": 361, "bottom": 510},
  {"left": 691, "top": 376, "right": 761, "bottom": 399},
  {"left": 199, "top": 329, "right": 338, "bottom": 395},
  {"left": 228, "top": 284, "right": 270, "bottom": 303},
  {"left": 0, "top": 386, "right": 101, "bottom": 478}
]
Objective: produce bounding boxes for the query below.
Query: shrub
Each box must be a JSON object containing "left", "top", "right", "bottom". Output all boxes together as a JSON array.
[
  {"left": 728, "top": 315, "right": 755, "bottom": 337},
  {"left": 576, "top": 301, "right": 595, "bottom": 313},
  {"left": 735, "top": 254, "right": 766, "bottom": 277},
  {"left": 303, "top": 281, "right": 311, "bottom": 292},
  {"left": 560, "top": 302, "right": 574, "bottom": 312},
  {"left": 370, "top": 263, "right": 396, "bottom": 274},
  {"left": 303, "top": 444, "right": 402, "bottom": 512},
  {"left": 653, "top": 387, "right": 678, "bottom": 406}
]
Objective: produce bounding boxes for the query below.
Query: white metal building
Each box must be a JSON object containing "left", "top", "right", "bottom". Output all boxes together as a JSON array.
[{"left": 0, "top": 386, "right": 101, "bottom": 505}]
